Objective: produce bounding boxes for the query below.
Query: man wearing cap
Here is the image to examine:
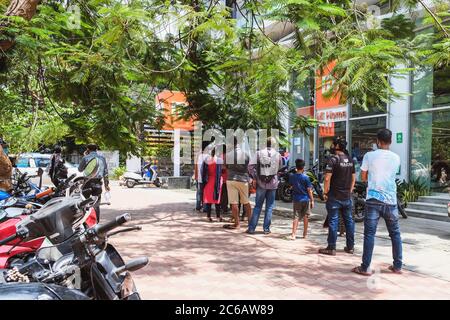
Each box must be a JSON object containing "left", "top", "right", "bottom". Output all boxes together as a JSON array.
[{"left": 319, "top": 136, "right": 356, "bottom": 256}]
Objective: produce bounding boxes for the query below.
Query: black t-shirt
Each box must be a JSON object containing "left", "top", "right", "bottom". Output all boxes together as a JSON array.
[{"left": 325, "top": 154, "right": 355, "bottom": 200}]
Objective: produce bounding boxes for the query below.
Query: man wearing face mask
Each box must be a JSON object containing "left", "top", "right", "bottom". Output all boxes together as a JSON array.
[{"left": 319, "top": 137, "right": 356, "bottom": 256}]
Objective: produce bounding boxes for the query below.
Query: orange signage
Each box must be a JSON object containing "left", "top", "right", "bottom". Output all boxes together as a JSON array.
[
  {"left": 315, "top": 61, "right": 344, "bottom": 110},
  {"left": 155, "top": 90, "right": 195, "bottom": 131},
  {"left": 296, "top": 106, "right": 314, "bottom": 117},
  {"left": 319, "top": 123, "right": 335, "bottom": 137}
]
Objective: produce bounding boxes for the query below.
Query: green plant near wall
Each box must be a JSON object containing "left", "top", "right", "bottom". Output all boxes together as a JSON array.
[
  {"left": 112, "top": 166, "right": 127, "bottom": 180},
  {"left": 397, "top": 178, "right": 430, "bottom": 204}
]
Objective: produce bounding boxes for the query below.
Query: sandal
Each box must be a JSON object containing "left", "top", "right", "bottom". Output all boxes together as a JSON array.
[
  {"left": 223, "top": 224, "right": 239, "bottom": 229},
  {"left": 351, "top": 266, "right": 372, "bottom": 276},
  {"left": 388, "top": 265, "right": 403, "bottom": 274}
]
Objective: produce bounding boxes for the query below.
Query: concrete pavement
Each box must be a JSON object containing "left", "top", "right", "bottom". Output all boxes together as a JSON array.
[{"left": 103, "top": 185, "right": 450, "bottom": 299}]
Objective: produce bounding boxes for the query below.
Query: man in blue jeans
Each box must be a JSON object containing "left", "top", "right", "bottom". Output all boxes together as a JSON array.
[
  {"left": 352, "top": 129, "right": 403, "bottom": 276},
  {"left": 319, "top": 137, "right": 356, "bottom": 256},
  {"left": 247, "top": 137, "right": 282, "bottom": 235}
]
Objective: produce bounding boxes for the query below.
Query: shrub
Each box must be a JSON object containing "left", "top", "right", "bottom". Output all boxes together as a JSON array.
[
  {"left": 112, "top": 166, "right": 127, "bottom": 180},
  {"left": 397, "top": 178, "right": 430, "bottom": 204}
]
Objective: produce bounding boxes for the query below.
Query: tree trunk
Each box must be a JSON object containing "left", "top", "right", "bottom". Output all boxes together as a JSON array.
[{"left": 0, "top": 0, "right": 40, "bottom": 52}]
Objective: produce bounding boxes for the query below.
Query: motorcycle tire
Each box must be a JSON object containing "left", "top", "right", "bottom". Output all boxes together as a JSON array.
[
  {"left": 398, "top": 200, "right": 407, "bottom": 219},
  {"left": 126, "top": 179, "right": 136, "bottom": 188},
  {"left": 353, "top": 197, "right": 366, "bottom": 223},
  {"left": 279, "top": 183, "right": 293, "bottom": 203}
]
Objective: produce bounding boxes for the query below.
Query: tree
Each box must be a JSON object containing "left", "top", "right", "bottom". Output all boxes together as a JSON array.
[{"left": 0, "top": 0, "right": 40, "bottom": 52}]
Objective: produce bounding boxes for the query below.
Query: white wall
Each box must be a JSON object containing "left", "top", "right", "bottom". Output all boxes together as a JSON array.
[
  {"left": 126, "top": 155, "right": 141, "bottom": 173},
  {"left": 388, "top": 70, "right": 411, "bottom": 182}
]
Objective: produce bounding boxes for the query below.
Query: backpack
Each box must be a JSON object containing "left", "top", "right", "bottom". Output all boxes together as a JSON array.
[{"left": 257, "top": 149, "right": 280, "bottom": 183}]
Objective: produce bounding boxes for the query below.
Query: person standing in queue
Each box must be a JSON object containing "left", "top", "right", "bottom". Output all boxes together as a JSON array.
[
  {"left": 352, "top": 129, "right": 403, "bottom": 276},
  {"left": 223, "top": 137, "right": 251, "bottom": 229},
  {"left": 319, "top": 136, "right": 356, "bottom": 256},
  {"left": 78, "top": 144, "right": 110, "bottom": 222},
  {"left": 247, "top": 137, "right": 283, "bottom": 235}
]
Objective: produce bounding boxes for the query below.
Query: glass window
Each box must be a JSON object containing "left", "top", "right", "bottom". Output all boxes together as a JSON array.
[
  {"left": 34, "top": 158, "right": 51, "bottom": 168},
  {"left": 412, "top": 25, "right": 450, "bottom": 111},
  {"left": 410, "top": 109, "right": 450, "bottom": 192},
  {"left": 351, "top": 104, "right": 387, "bottom": 118},
  {"left": 16, "top": 157, "right": 30, "bottom": 168},
  {"left": 318, "top": 121, "right": 346, "bottom": 174},
  {"left": 349, "top": 116, "right": 387, "bottom": 180}
]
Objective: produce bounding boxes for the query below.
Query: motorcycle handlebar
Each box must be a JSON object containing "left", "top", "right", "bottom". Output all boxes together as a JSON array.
[
  {"left": 93, "top": 213, "right": 131, "bottom": 237},
  {"left": 78, "top": 197, "right": 95, "bottom": 209},
  {"left": 0, "top": 227, "right": 28, "bottom": 246}
]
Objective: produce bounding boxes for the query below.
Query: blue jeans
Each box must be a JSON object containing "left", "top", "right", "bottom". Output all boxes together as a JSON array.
[
  {"left": 326, "top": 198, "right": 355, "bottom": 250},
  {"left": 248, "top": 188, "right": 276, "bottom": 232},
  {"left": 196, "top": 182, "right": 204, "bottom": 210},
  {"left": 361, "top": 199, "right": 403, "bottom": 271}
]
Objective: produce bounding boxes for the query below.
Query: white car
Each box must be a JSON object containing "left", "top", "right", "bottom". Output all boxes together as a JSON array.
[{"left": 15, "top": 153, "right": 82, "bottom": 187}]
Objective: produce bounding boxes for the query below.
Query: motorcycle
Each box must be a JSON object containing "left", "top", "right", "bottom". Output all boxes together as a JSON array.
[
  {"left": 0, "top": 191, "right": 97, "bottom": 269},
  {"left": 277, "top": 160, "right": 325, "bottom": 203},
  {"left": 0, "top": 195, "right": 147, "bottom": 300},
  {"left": 121, "top": 164, "right": 161, "bottom": 188},
  {"left": 352, "top": 180, "right": 408, "bottom": 223},
  {"left": 0, "top": 170, "right": 43, "bottom": 203}
]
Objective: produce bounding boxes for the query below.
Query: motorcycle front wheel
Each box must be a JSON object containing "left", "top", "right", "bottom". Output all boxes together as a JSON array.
[
  {"left": 353, "top": 197, "right": 366, "bottom": 223},
  {"left": 279, "top": 183, "right": 293, "bottom": 202}
]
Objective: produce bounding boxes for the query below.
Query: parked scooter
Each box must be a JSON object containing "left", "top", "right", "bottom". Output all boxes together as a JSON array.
[
  {"left": 0, "top": 196, "right": 147, "bottom": 300},
  {"left": 277, "top": 160, "right": 325, "bottom": 202},
  {"left": 122, "top": 163, "right": 161, "bottom": 188}
]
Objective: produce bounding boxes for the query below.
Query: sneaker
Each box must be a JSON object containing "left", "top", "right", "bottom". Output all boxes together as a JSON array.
[
  {"left": 318, "top": 248, "right": 336, "bottom": 256},
  {"left": 263, "top": 230, "right": 271, "bottom": 235},
  {"left": 344, "top": 247, "right": 354, "bottom": 254},
  {"left": 245, "top": 229, "right": 255, "bottom": 235}
]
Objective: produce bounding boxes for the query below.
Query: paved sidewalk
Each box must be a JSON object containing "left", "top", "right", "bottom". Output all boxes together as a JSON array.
[{"left": 103, "top": 185, "right": 450, "bottom": 300}]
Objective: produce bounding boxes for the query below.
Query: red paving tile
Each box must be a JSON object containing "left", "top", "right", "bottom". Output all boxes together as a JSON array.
[{"left": 103, "top": 187, "right": 450, "bottom": 300}]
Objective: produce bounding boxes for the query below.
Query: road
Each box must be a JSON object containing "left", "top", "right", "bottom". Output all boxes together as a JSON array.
[{"left": 102, "top": 184, "right": 450, "bottom": 299}]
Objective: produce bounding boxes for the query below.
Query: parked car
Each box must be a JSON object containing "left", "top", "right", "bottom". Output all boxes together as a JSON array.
[{"left": 15, "top": 153, "right": 81, "bottom": 186}]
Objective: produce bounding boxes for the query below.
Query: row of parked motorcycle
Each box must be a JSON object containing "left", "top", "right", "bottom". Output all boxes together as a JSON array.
[
  {"left": 0, "top": 168, "right": 147, "bottom": 300},
  {"left": 276, "top": 160, "right": 408, "bottom": 222}
]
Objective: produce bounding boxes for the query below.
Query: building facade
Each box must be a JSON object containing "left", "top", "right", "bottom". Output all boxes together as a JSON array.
[{"left": 290, "top": 59, "right": 450, "bottom": 193}]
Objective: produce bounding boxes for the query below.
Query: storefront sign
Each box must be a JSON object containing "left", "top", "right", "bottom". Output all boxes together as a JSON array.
[
  {"left": 316, "top": 61, "right": 344, "bottom": 110},
  {"left": 396, "top": 132, "right": 403, "bottom": 143},
  {"left": 317, "top": 106, "right": 348, "bottom": 123},
  {"left": 319, "top": 122, "right": 335, "bottom": 137}
]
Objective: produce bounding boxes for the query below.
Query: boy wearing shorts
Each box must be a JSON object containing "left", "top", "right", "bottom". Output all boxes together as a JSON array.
[{"left": 289, "top": 159, "right": 314, "bottom": 240}]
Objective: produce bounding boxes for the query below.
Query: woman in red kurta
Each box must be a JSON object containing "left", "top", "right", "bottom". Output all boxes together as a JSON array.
[{"left": 202, "top": 149, "right": 224, "bottom": 222}]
